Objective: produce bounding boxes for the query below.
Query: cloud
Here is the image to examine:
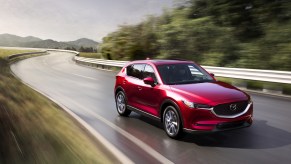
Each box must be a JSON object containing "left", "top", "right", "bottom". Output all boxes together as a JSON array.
[{"left": 0, "top": 0, "right": 173, "bottom": 41}]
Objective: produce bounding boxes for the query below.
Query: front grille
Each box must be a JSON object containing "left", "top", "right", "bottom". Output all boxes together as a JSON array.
[{"left": 213, "top": 101, "right": 248, "bottom": 116}]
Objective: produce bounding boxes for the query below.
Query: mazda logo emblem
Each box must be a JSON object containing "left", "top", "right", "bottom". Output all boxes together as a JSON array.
[{"left": 230, "top": 104, "right": 237, "bottom": 111}]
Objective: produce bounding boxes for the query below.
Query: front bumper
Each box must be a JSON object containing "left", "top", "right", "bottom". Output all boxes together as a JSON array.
[
  {"left": 181, "top": 103, "right": 253, "bottom": 133},
  {"left": 183, "top": 118, "right": 252, "bottom": 133}
]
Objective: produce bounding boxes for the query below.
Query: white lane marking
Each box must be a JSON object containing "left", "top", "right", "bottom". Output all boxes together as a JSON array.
[
  {"left": 62, "top": 96, "right": 174, "bottom": 164},
  {"left": 42, "top": 57, "right": 100, "bottom": 81},
  {"left": 53, "top": 66, "right": 99, "bottom": 81},
  {"left": 70, "top": 73, "right": 98, "bottom": 81},
  {"left": 11, "top": 75, "right": 133, "bottom": 164}
]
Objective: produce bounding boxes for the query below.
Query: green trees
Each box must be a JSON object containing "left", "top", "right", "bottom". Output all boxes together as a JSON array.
[
  {"left": 99, "top": 0, "right": 291, "bottom": 70},
  {"left": 79, "top": 46, "right": 96, "bottom": 53}
]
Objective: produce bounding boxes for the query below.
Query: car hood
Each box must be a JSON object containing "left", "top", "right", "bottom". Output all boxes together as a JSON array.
[{"left": 170, "top": 81, "right": 248, "bottom": 105}]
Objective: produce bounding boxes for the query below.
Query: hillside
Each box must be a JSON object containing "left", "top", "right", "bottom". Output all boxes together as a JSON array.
[
  {"left": 22, "top": 39, "right": 73, "bottom": 49},
  {"left": 67, "top": 38, "right": 98, "bottom": 48},
  {"left": 0, "top": 33, "right": 98, "bottom": 50},
  {"left": 0, "top": 34, "right": 42, "bottom": 47}
]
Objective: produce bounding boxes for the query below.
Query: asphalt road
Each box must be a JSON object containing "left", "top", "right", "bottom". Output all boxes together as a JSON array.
[{"left": 11, "top": 52, "right": 291, "bottom": 164}]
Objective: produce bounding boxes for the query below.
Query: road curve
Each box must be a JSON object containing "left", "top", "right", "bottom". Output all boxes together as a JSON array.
[{"left": 11, "top": 52, "right": 291, "bottom": 164}]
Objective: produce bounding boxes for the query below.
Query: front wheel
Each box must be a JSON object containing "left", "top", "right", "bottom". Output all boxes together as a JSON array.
[
  {"left": 115, "top": 91, "right": 131, "bottom": 116},
  {"left": 163, "top": 106, "right": 183, "bottom": 139}
]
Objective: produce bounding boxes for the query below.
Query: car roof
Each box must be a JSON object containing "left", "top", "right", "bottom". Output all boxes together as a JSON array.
[{"left": 129, "top": 59, "right": 194, "bottom": 66}]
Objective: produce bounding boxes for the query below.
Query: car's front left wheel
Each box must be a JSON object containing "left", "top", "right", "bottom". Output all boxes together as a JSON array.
[
  {"left": 163, "top": 106, "right": 183, "bottom": 139},
  {"left": 115, "top": 91, "right": 131, "bottom": 116}
]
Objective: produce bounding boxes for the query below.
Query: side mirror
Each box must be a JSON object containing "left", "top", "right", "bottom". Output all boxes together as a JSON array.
[
  {"left": 143, "top": 77, "right": 155, "bottom": 87},
  {"left": 210, "top": 73, "right": 215, "bottom": 77}
]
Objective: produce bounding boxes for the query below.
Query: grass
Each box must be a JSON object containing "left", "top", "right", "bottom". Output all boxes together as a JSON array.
[
  {"left": 79, "top": 52, "right": 103, "bottom": 59},
  {"left": 0, "top": 49, "right": 37, "bottom": 58},
  {"left": 0, "top": 48, "right": 115, "bottom": 163}
]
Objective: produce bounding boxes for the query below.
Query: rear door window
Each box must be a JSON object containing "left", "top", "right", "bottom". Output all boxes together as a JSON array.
[{"left": 126, "top": 64, "right": 145, "bottom": 79}]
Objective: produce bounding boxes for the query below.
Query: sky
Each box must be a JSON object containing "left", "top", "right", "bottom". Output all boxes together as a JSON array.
[{"left": 0, "top": 0, "right": 173, "bottom": 41}]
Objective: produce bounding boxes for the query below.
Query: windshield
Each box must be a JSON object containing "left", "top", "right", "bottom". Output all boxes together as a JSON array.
[{"left": 157, "top": 63, "right": 214, "bottom": 85}]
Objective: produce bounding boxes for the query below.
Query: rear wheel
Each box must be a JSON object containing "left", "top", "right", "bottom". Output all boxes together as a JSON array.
[
  {"left": 163, "top": 106, "right": 183, "bottom": 139},
  {"left": 115, "top": 91, "right": 131, "bottom": 116}
]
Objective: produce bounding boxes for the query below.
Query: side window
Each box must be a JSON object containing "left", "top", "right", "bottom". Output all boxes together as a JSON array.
[
  {"left": 126, "top": 65, "right": 134, "bottom": 77},
  {"left": 143, "top": 65, "right": 157, "bottom": 83},
  {"left": 126, "top": 64, "right": 145, "bottom": 79}
]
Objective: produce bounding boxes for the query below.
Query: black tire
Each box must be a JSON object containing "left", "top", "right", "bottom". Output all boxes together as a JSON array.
[
  {"left": 163, "top": 106, "right": 183, "bottom": 139},
  {"left": 115, "top": 91, "right": 131, "bottom": 116}
]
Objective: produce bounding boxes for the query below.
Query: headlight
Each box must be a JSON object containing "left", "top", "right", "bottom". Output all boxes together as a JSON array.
[
  {"left": 182, "top": 100, "right": 195, "bottom": 108},
  {"left": 182, "top": 100, "right": 212, "bottom": 110}
]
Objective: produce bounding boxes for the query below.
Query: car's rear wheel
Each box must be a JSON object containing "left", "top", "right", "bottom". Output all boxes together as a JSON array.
[
  {"left": 116, "top": 91, "right": 131, "bottom": 116},
  {"left": 163, "top": 106, "right": 183, "bottom": 139}
]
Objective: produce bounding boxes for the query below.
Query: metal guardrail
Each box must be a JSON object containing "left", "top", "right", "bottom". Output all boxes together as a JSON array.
[
  {"left": 46, "top": 49, "right": 80, "bottom": 55},
  {"left": 2, "top": 47, "right": 80, "bottom": 60},
  {"left": 7, "top": 51, "right": 47, "bottom": 60},
  {"left": 3, "top": 46, "right": 291, "bottom": 85},
  {"left": 203, "top": 66, "right": 291, "bottom": 84},
  {"left": 74, "top": 56, "right": 291, "bottom": 84},
  {"left": 75, "top": 56, "right": 127, "bottom": 67}
]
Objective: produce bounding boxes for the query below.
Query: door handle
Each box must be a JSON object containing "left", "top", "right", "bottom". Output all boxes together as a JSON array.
[
  {"left": 138, "top": 86, "right": 142, "bottom": 91},
  {"left": 123, "top": 80, "right": 127, "bottom": 84}
]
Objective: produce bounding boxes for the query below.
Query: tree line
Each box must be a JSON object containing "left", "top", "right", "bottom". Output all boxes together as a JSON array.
[
  {"left": 99, "top": 0, "right": 291, "bottom": 71},
  {"left": 65, "top": 46, "right": 97, "bottom": 53}
]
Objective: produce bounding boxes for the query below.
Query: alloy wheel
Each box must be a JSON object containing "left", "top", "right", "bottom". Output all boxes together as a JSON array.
[
  {"left": 115, "top": 91, "right": 131, "bottom": 116},
  {"left": 164, "top": 106, "right": 181, "bottom": 138},
  {"left": 116, "top": 93, "right": 125, "bottom": 114}
]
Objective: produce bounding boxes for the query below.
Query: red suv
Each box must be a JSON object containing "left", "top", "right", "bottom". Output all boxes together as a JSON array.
[{"left": 114, "top": 60, "right": 253, "bottom": 139}]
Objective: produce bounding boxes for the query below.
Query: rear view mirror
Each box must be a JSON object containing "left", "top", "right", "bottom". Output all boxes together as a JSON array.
[
  {"left": 210, "top": 73, "right": 215, "bottom": 77},
  {"left": 143, "top": 77, "right": 155, "bottom": 87}
]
